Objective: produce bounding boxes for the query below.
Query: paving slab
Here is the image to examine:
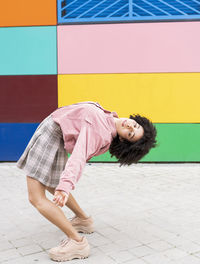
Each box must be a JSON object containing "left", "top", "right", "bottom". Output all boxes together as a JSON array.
[{"left": 1, "top": 163, "right": 200, "bottom": 263}]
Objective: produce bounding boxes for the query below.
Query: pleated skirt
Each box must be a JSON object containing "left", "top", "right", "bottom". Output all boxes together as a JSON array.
[{"left": 17, "top": 115, "right": 68, "bottom": 188}]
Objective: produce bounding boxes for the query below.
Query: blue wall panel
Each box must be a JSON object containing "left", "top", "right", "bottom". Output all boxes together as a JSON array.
[
  {"left": 0, "top": 123, "right": 39, "bottom": 161},
  {"left": 58, "top": 0, "right": 200, "bottom": 24},
  {"left": 0, "top": 26, "right": 57, "bottom": 75}
]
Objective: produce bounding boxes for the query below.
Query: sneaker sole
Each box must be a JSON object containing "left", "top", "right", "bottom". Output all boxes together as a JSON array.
[
  {"left": 73, "top": 225, "right": 94, "bottom": 234},
  {"left": 49, "top": 246, "right": 90, "bottom": 262},
  {"left": 49, "top": 254, "right": 89, "bottom": 262}
]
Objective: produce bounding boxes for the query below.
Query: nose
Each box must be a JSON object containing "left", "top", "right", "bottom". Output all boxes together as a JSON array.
[{"left": 127, "top": 123, "right": 134, "bottom": 131}]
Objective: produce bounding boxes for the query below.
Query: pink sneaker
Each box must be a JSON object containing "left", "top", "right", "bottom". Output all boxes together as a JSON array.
[
  {"left": 49, "top": 236, "right": 90, "bottom": 261},
  {"left": 70, "top": 216, "right": 94, "bottom": 234}
]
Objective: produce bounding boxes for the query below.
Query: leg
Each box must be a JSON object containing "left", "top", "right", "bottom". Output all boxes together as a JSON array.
[
  {"left": 46, "top": 186, "right": 88, "bottom": 219},
  {"left": 26, "top": 176, "right": 82, "bottom": 242}
]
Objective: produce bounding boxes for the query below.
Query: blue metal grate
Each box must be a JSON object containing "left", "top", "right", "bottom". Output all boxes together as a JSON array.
[{"left": 57, "top": 0, "right": 200, "bottom": 24}]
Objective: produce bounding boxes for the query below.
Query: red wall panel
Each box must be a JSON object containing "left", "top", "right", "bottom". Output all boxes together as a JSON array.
[{"left": 0, "top": 75, "right": 58, "bottom": 122}]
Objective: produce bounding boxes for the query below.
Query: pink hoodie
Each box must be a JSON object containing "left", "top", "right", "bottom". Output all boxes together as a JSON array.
[{"left": 51, "top": 102, "right": 118, "bottom": 195}]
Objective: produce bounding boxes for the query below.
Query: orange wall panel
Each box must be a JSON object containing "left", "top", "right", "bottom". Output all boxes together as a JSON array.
[{"left": 0, "top": 0, "right": 57, "bottom": 27}]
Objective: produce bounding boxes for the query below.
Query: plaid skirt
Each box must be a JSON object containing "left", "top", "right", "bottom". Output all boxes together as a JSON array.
[{"left": 17, "top": 115, "right": 68, "bottom": 188}]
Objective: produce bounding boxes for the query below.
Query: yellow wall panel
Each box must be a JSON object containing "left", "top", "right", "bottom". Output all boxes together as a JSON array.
[{"left": 58, "top": 73, "right": 200, "bottom": 123}]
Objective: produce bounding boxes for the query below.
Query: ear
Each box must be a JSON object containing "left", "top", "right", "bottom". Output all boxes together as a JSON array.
[{"left": 119, "top": 136, "right": 124, "bottom": 142}]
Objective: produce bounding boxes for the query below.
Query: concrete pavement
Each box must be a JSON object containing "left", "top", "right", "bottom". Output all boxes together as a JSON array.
[{"left": 1, "top": 163, "right": 200, "bottom": 264}]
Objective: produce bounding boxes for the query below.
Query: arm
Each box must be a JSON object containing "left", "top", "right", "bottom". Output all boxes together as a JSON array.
[{"left": 53, "top": 123, "right": 102, "bottom": 207}]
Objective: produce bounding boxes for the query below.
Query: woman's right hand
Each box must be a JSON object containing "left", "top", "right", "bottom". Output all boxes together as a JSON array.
[{"left": 53, "top": 190, "right": 68, "bottom": 207}]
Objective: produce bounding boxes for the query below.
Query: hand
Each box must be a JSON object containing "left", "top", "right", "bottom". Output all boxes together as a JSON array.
[{"left": 53, "top": 190, "right": 68, "bottom": 207}]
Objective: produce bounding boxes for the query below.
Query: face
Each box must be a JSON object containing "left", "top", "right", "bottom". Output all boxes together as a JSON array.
[{"left": 115, "top": 118, "right": 144, "bottom": 142}]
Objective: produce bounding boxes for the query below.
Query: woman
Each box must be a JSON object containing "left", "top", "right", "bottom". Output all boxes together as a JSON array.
[{"left": 17, "top": 101, "right": 157, "bottom": 262}]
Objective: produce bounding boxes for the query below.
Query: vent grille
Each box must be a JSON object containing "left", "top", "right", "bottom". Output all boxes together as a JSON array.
[{"left": 57, "top": 0, "right": 200, "bottom": 24}]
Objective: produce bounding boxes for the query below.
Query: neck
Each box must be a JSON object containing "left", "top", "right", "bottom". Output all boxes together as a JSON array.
[{"left": 113, "top": 117, "right": 120, "bottom": 129}]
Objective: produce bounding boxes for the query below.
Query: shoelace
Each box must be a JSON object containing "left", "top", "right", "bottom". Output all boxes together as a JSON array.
[
  {"left": 69, "top": 216, "right": 78, "bottom": 222},
  {"left": 60, "top": 238, "right": 70, "bottom": 247}
]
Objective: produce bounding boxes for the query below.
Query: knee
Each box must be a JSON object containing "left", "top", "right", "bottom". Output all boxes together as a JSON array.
[
  {"left": 26, "top": 176, "right": 46, "bottom": 208},
  {"left": 28, "top": 194, "right": 44, "bottom": 209}
]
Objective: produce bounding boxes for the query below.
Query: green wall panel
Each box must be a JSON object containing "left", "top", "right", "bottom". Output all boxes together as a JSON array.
[
  {"left": 90, "top": 124, "right": 200, "bottom": 162},
  {"left": 2, "top": 123, "right": 200, "bottom": 162},
  {"left": 0, "top": 26, "right": 57, "bottom": 75}
]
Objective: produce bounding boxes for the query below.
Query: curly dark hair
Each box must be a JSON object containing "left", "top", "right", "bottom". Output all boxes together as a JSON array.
[{"left": 109, "top": 114, "right": 157, "bottom": 165}]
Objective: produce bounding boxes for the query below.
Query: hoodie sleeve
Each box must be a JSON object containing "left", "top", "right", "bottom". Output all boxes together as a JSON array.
[{"left": 55, "top": 122, "right": 102, "bottom": 195}]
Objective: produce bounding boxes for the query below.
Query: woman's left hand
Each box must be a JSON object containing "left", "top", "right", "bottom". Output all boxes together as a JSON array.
[{"left": 53, "top": 190, "right": 68, "bottom": 207}]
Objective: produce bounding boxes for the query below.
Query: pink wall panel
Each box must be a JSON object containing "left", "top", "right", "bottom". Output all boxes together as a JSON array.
[{"left": 58, "top": 22, "right": 200, "bottom": 74}]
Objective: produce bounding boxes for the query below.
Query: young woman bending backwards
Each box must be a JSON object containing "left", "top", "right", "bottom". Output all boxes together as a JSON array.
[{"left": 17, "top": 101, "right": 157, "bottom": 262}]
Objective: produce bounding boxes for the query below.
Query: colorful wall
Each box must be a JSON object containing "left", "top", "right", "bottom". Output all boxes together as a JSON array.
[{"left": 1, "top": 1, "right": 200, "bottom": 162}]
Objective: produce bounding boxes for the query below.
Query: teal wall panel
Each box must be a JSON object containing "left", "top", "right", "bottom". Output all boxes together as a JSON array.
[{"left": 0, "top": 26, "right": 57, "bottom": 75}]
